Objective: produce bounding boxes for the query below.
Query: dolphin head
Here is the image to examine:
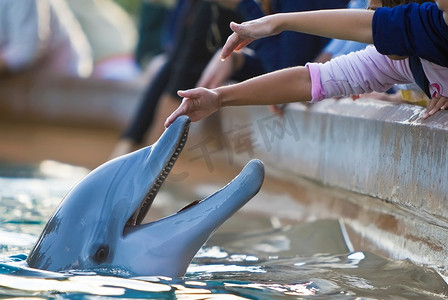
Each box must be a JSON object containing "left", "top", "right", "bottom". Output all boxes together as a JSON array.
[{"left": 27, "top": 116, "right": 265, "bottom": 277}]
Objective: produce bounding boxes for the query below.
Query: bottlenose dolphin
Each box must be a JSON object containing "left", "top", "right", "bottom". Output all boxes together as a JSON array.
[{"left": 27, "top": 116, "right": 264, "bottom": 277}]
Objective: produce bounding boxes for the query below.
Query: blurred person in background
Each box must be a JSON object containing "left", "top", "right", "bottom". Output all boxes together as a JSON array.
[
  {"left": 109, "top": 0, "right": 241, "bottom": 158},
  {"left": 66, "top": 0, "right": 140, "bottom": 80},
  {"left": 134, "top": 0, "right": 175, "bottom": 69},
  {"left": 133, "top": 0, "right": 176, "bottom": 83},
  {"left": 0, "top": 0, "right": 92, "bottom": 78}
]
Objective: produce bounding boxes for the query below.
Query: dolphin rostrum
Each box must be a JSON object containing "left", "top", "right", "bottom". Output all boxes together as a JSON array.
[{"left": 26, "top": 116, "right": 265, "bottom": 277}]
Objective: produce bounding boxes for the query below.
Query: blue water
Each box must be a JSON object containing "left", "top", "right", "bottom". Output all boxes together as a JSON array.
[{"left": 0, "top": 161, "right": 447, "bottom": 299}]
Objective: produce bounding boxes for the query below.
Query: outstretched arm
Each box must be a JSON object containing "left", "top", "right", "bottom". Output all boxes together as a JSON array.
[
  {"left": 221, "top": 9, "right": 374, "bottom": 59},
  {"left": 165, "top": 66, "right": 312, "bottom": 126}
]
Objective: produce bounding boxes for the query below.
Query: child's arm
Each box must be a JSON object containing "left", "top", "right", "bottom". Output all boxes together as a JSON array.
[
  {"left": 221, "top": 9, "right": 374, "bottom": 59},
  {"left": 165, "top": 66, "right": 312, "bottom": 126}
]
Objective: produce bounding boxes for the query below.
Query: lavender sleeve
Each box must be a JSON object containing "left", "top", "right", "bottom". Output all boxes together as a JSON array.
[{"left": 306, "top": 46, "right": 415, "bottom": 102}]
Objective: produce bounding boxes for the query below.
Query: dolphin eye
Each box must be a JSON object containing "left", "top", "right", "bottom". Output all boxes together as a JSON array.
[{"left": 93, "top": 245, "right": 109, "bottom": 264}]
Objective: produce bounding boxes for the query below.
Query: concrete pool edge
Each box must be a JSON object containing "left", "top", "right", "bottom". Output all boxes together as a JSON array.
[{"left": 214, "top": 99, "right": 448, "bottom": 221}]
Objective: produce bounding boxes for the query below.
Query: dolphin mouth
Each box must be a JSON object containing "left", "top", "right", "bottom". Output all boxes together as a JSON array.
[{"left": 126, "top": 121, "right": 190, "bottom": 227}]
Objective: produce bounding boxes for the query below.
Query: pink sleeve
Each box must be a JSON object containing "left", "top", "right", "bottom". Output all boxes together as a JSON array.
[
  {"left": 307, "top": 46, "right": 414, "bottom": 101},
  {"left": 306, "top": 63, "right": 326, "bottom": 103}
]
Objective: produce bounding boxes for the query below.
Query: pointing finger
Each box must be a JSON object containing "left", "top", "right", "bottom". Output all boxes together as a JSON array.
[
  {"left": 221, "top": 32, "right": 243, "bottom": 60},
  {"left": 165, "top": 104, "right": 187, "bottom": 128}
]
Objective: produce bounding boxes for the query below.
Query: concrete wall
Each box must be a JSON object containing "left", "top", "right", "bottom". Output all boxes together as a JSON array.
[
  {"left": 0, "top": 74, "right": 142, "bottom": 128},
  {"left": 217, "top": 98, "right": 448, "bottom": 222}
]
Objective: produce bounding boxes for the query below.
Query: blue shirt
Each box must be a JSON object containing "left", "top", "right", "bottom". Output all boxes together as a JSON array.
[{"left": 373, "top": 3, "right": 448, "bottom": 67}]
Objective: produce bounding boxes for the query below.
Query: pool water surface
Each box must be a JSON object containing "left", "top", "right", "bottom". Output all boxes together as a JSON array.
[{"left": 0, "top": 161, "right": 447, "bottom": 299}]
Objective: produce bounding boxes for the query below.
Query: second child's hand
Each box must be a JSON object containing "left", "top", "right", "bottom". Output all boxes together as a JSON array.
[{"left": 423, "top": 93, "right": 448, "bottom": 119}]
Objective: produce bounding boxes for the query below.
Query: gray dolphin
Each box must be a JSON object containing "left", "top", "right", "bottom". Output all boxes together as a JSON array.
[{"left": 26, "top": 116, "right": 264, "bottom": 277}]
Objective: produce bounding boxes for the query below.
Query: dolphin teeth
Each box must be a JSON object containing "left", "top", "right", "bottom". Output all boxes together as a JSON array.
[{"left": 130, "top": 123, "right": 190, "bottom": 226}]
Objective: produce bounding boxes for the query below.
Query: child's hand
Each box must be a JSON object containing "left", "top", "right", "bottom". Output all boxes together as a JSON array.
[
  {"left": 165, "top": 88, "right": 220, "bottom": 127},
  {"left": 221, "top": 16, "right": 276, "bottom": 60},
  {"left": 423, "top": 93, "right": 448, "bottom": 119}
]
